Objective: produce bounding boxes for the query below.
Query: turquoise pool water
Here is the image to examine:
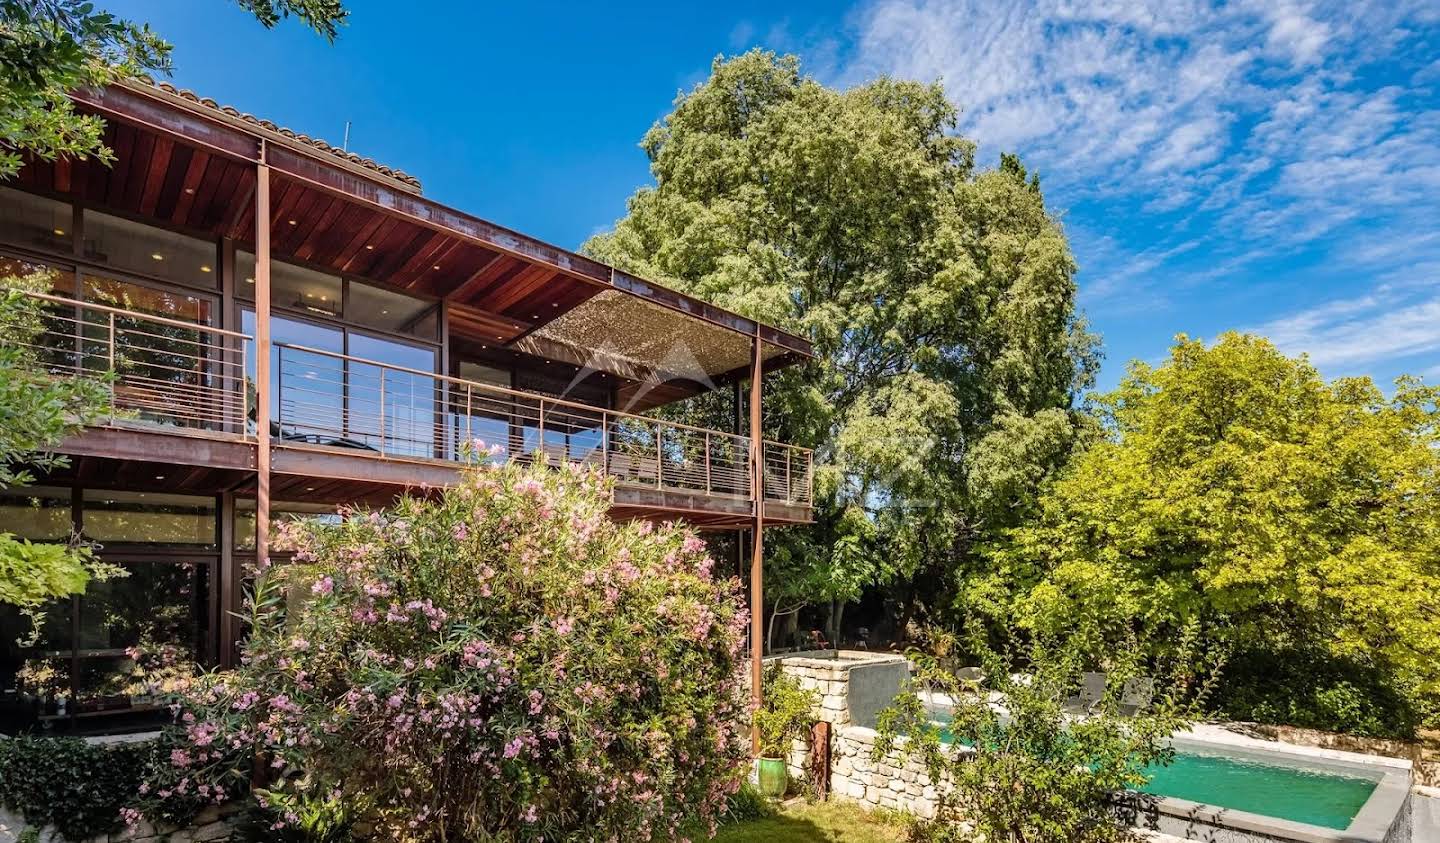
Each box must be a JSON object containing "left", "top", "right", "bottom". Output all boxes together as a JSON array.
[
  {"left": 1136, "top": 750, "right": 1376, "bottom": 830},
  {"left": 931, "top": 721, "right": 1377, "bottom": 830}
]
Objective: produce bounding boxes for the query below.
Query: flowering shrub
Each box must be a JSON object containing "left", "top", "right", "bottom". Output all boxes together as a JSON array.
[{"left": 130, "top": 454, "right": 752, "bottom": 841}]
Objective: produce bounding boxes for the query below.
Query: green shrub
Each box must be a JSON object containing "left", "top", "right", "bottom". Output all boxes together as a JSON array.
[
  {"left": 875, "top": 638, "right": 1202, "bottom": 843},
  {"left": 719, "top": 782, "right": 774, "bottom": 824},
  {"left": 0, "top": 736, "right": 151, "bottom": 841},
  {"left": 131, "top": 457, "right": 752, "bottom": 841},
  {"left": 1216, "top": 648, "right": 1420, "bottom": 738},
  {"left": 755, "top": 663, "right": 817, "bottom": 759}
]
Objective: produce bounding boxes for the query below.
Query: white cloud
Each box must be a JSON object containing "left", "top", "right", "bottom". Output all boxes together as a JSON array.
[{"left": 829, "top": 0, "right": 1440, "bottom": 380}]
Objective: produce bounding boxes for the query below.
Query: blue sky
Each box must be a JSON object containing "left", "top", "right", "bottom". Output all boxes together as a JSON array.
[{"left": 106, "top": 0, "right": 1440, "bottom": 391}]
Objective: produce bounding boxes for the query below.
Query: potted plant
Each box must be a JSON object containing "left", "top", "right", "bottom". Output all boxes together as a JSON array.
[{"left": 754, "top": 664, "right": 818, "bottom": 797}]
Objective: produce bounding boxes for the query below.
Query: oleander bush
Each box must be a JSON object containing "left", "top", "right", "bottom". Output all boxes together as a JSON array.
[{"left": 129, "top": 453, "right": 752, "bottom": 841}]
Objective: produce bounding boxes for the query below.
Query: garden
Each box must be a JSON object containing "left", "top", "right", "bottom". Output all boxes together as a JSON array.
[{"left": 3, "top": 3, "right": 1440, "bottom": 842}]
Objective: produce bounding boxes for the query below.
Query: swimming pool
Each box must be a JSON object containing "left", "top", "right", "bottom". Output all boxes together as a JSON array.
[
  {"left": 1135, "top": 745, "right": 1375, "bottom": 829},
  {"left": 929, "top": 716, "right": 1411, "bottom": 841}
]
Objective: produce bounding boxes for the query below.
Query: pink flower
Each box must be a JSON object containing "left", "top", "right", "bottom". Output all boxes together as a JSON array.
[{"left": 311, "top": 576, "right": 334, "bottom": 596}]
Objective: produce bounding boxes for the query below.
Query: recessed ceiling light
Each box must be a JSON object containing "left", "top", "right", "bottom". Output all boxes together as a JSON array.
[
  {"left": 319, "top": 295, "right": 328, "bottom": 301},
  {"left": 551, "top": 303, "right": 558, "bottom": 307},
  {"left": 381, "top": 309, "right": 388, "bottom": 314},
  {"left": 154, "top": 475, "right": 165, "bottom": 480},
  {"left": 288, "top": 219, "right": 298, "bottom": 226},
  {"left": 245, "top": 277, "right": 255, "bottom": 284},
  {"left": 365, "top": 245, "right": 374, "bottom": 250},
  {"left": 184, "top": 187, "right": 195, "bottom": 194},
  {"left": 432, "top": 264, "right": 441, "bottom": 270},
  {"left": 305, "top": 486, "right": 316, "bottom": 492},
  {"left": 151, "top": 253, "right": 164, "bottom": 261},
  {"left": 306, "top": 293, "right": 315, "bottom": 298},
  {"left": 200, "top": 265, "right": 212, "bottom": 273},
  {"left": 53, "top": 228, "right": 65, "bottom": 236}
]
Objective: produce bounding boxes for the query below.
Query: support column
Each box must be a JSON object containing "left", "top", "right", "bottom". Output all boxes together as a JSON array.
[
  {"left": 749, "top": 334, "right": 764, "bottom": 756},
  {"left": 254, "top": 161, "right": 272, "bottom": 569},
  {"left": 218, "top": 492, "right": 235, "bottom": 667}
]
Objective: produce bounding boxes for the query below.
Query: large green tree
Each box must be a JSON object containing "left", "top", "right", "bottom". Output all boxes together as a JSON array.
[
  {"left": 585, "top": 51, "right": 1098, "bottom": 644},
  {"left": 989, "top": 333, "right": 1440, "bottom": 736},
  {"left": 0, "top": 0, "right": 346, "bottom": 180}
]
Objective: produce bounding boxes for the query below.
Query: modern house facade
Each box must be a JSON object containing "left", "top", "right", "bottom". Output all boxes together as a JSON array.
[{"left": 0, "top": 80, "right": 812, "bottom": 734}]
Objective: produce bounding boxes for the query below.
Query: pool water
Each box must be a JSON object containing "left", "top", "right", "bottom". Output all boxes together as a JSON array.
[
  {"left": 931, "top": 720, "right": 1376, "bottom": 830},
  {"left": 1135, "top": 750, "right": 1376, "bottom": 830}
]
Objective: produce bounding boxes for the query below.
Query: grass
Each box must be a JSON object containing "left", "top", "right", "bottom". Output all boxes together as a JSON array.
[{"left": 713, "top": 799, "right": 908, "bottom": 843}]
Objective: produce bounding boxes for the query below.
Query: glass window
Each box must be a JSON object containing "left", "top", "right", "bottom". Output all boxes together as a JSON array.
[
  {"left": 83, "top": 275, "right": 214, "bottom": 324},
  {"left": 82, "top": 491, "right": 216, "bottom": 548},
  {"left": 72, "top": 560, "right": 210, "bottom": 704},
  {"left": 234, "top": 500, "right": 342, "bottom": 551},
  {"left": 0, "top": 486, "right": 72, "bottom": 542},
  {"left": 0, "top": 253, "right": 77, "bottom": 296},
  {"left": 244, "top": 310, "right": 346, "bottom": 440},
  {"left": 274, "top": 261, "right": 342, "bottom": 318},
  {"left": 236, "top": 249, "right": 256, "bottom": 298},
  {"left": 0, "top": 187, "right": 72, "bottom": 255},
  {"left": 347, "top": 334, "right": 437, "bottom": 457},
  {"left": 348, "top": 281, "right": 437, "bottom": 338},
  {"left": 81, "top": 210, "right": 217, "bottom": 290}
]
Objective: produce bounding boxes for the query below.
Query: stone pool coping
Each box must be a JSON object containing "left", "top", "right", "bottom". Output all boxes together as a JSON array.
[{"left": 1139, "top": 732, "right": 1412, "bottom": 843}]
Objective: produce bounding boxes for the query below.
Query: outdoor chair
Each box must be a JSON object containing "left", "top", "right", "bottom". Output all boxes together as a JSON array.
[
  {"left": 1063, "top": 671, "right": 1107, "bottom": 714},
  {"left": 1118, "top": 676, "right": 1155, "bottom": 717}
]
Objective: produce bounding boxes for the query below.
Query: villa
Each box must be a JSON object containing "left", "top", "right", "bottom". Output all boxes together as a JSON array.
[{"left": 0, "top": 79, "right": 813, "bottom": 734}]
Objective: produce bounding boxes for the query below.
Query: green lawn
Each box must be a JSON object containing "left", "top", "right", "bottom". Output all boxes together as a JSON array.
[{"left": 713, "top": 800, "right": 908, "bottom": 843}]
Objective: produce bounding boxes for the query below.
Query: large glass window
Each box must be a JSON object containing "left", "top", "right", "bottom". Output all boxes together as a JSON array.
[
  {"left": 0, "top": 486, "right": 72, "bottom": 542},
  {"left": 233, "top": 500, "right": 342, "bottom": 551},
  {"left": 348, "top": 333, "right": 437, "bottom": 456},
  {"left": 81, "top": 210, "right": 217, "bottom": 290},
  {"left": 0, "top": 187, "right": 72, "bottom": 255},
  {"left": 243, "top": 310, "right": 345, "bottom": 441},
  {"left": 273, "top": 262, "right": 342, "bottom": 318},
  {"left": 235, "top": 251, "right": 436, "bottom": 340},
  {"left": 81, "top": 491, "right": 217, "bottom": 548},
  {"left": 0, "top": 253, "right": 77, "bottom": 296},
  {"left": 348, "top": 281, "right": 437, "bottom": 338}
]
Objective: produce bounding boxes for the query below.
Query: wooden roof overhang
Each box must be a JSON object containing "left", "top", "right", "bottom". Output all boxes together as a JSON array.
[{"left": 28, "top": 81, "right": 812, "bottom": 413}]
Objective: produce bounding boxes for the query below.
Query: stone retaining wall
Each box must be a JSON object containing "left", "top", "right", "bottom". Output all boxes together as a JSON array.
[{"left": 0, "top": 803, "right": 237, "bottom": 843}]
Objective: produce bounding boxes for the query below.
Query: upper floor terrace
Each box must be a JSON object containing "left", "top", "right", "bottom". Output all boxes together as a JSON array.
[{"left": 1, "top": 79, "right": 814, "bottom": 529}]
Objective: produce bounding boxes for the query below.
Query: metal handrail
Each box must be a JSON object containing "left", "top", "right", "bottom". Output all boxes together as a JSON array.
[{"left": 13, "top": 289, "right": 814, "bottom": 506}]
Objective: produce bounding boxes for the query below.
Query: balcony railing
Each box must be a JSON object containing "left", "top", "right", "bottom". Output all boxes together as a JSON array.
[
  {"left": 10, "top": 289, "right": 813, "bottom": 507},
  {"left": 14, "top": 290, "right": 248, "bottom": 434},
  {"left": 273, "top": 343, "right": 814, "bottom": 506}
]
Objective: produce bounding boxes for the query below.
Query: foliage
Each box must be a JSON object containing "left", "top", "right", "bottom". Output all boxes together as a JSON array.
[
  {"left": 129, "top": 455, "right": 752, "bottom": 841},
  {"left": 0, "top": 0, "right": 346, "bottom": 181},
  {"left": 874, "top": 637, "right": 1202, "bottom": 843},
  {"left": 717, "top": 782, "right": 774, "bottom": 825},
  {"left": 987, "top": 333, "right": 1440, "bottom": 736},
  {"left": 0, "top": 271, "right": 121, "bottom": 625},
  {"left": 755, "top": 663, "right": 818, "bottom": 758},
  {"left": 0, "top": 735, "right": 153, "bottom": 841},
  {"left": 585, "top": 50, "right": 1098, "bottom": 642}
]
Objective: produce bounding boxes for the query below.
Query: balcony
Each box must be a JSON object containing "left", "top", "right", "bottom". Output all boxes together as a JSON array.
[{"left": 16, "top": 290, "right": 813, "bottom": 515}]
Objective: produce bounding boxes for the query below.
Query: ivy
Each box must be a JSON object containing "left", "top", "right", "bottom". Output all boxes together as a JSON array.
[{"left": 0, "top": 736, "right": 153, "bottom": 841}]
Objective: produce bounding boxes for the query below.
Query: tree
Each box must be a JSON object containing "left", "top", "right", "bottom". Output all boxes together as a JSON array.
[
  {"left": 989, "top": 333, "right": 1440, "bottom": 736},
  {"left": 0, "top": 270, "right": 121, "bottom": 621},
  {"left": 585, "top": 50, "right": 1098, "bottom": 645},
  {"left": 0, "top": 0, "right": 347, "bottom": 180}
]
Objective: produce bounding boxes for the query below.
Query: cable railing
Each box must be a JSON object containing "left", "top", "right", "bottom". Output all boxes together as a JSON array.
[
  {"left": 9, "top": 288, "right": 814, "bottom": 508},
  {"left": 13, "top": 289, "right": 248, "bottom": 434},
  {"left": 273, "top": 343, "right": 814, "bottom": 505}
]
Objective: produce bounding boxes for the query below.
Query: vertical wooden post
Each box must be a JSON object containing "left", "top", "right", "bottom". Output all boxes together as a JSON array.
[
  {"left": 218, "top": 491, "right": 235, "bottom": 667},
  {"left": 254, "top": 162, "right": 272, "bottom": 570},
  {"left": 749, "top": 334, "right": 764, "bottom": 756}
]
